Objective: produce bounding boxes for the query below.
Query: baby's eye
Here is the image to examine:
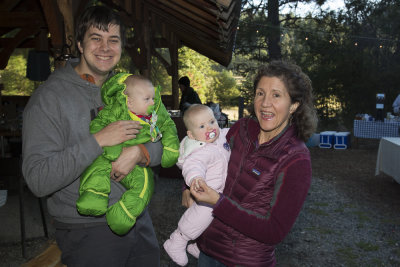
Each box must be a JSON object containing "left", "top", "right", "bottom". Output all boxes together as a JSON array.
[
  {"left": 211, "top": 120, "right": 216, "bottom": 124},
  {"left": 200, "top": 125, "right": 205, "bottom": 129}
]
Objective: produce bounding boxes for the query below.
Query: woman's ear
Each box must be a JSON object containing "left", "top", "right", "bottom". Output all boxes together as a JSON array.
[{"left": 290, "top": 102, "right": 300, "bottom": 114}]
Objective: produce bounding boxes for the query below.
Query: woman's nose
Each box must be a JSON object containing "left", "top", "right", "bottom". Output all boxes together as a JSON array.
[{"left": 262, "top": 95, "right": 272, "bottom": 107}]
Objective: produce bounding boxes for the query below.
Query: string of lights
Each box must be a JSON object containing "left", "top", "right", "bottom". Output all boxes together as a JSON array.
[{"left": 235, "top": 22, "right": 399, "bottom": 48}]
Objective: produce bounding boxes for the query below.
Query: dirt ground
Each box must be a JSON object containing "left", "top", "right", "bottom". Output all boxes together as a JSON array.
[{"left": 1, "top": 138, "right": 400, "bottom": 266}]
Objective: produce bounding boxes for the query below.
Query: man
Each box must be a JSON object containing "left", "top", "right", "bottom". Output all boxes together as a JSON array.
[
  {"left": 178, "top": 76, "right": 201, "bottom": 113},
  {"left": 22, "top": 6, "right": 161, "bottom": 266}
]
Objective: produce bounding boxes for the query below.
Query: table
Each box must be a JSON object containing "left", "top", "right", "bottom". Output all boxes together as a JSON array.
[
  {"left": 375, "top": 137, "right": 400, "bottom": 184},
  {"left": 353, "top": 120, "right": 400, "bottom": 139}
]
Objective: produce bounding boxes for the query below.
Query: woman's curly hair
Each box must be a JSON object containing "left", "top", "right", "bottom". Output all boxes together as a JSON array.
[{"left": 253, "top": 60, "right": 318, "bottom": 142}]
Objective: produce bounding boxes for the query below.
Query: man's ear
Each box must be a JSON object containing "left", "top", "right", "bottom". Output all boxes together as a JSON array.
[
  {"left": 77, "top": 41, "right": 83, "bottom": 54},
  {"left": 290, "top": 102, "right": 300, "bottom": 114},
  {"left": 187, "top": 130, "right": 194, "bottom": 139}
]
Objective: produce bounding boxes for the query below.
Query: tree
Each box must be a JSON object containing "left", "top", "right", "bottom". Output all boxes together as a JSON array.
[{"left": 0, "top": 49, "right": 36, "bottom": 96}]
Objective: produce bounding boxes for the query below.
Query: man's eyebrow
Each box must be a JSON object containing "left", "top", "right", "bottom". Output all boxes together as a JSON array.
[{"left": 88, "top": 33, "right": 121, "bottom": 39}]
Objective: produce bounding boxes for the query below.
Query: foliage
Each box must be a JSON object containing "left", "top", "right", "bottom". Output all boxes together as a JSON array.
[
  {"left": 0, "top": 49, "right": 36, "bottom": 96},
  {"left": 178, "top": 47, "right": 240, "bottom": 108},
  {"left": 212, "top": 70, "right": 240, "bottom": 106},
  {"left": 231, "top": 0, "right": 400, "bottom": 130}
]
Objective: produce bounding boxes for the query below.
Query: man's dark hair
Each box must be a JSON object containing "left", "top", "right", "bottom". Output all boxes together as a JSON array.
[
  {"left": 75, "top": 5, "right": 126, "bottom": 47},
  {"left": 178, "top": 76, "right": 190, "bottom": 87}
]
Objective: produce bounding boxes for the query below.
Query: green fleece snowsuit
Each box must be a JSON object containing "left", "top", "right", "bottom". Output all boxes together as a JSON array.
[{"left": 76, "top": 73, "right": 179, "bottom": 235}]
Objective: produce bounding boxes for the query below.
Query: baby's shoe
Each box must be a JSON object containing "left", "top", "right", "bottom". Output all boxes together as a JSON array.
[
  {"left": 187, "top": 243, "right": 200, "bottom": 259},
  {"left": 163, "top": 230, "right": 189, "bottom": 266}
]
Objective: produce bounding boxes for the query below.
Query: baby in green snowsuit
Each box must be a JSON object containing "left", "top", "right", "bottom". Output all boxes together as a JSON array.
[{"left": 76, "top": 73, "right": 180, "bottom": 235}]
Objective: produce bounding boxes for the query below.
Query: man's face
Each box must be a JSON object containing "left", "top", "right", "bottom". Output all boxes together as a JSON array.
[{"left": 77, "top": 24, "right": 122, "bottom": 79}]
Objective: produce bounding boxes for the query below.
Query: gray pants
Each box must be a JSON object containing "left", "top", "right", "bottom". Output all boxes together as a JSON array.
[{"left": 55, "top": 209, "right": 160, "bottom": 267}]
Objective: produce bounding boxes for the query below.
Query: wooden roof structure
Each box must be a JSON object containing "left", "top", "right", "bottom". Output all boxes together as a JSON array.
[{"left": 0, "top": 0, "right": 242, "bottom": 108}]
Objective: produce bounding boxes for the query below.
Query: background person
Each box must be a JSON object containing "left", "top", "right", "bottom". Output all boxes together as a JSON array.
[
  {"left": 178, "top": 76, "right": 202, "bottom": 113},
  {"left": 163, "top": 104, "right": 230, "bottom": 266},
  {"left": 392, "top": 94, "right": 400, "bottom": 115},
  {"left": 185, "top": 60, "right": 318, "bottom": 266},
  {"left": 77, "top": 73, "right": 179, "bottom": 235},
  {"left": 22, "top": 6, "right": 162, "bottom": 266}
]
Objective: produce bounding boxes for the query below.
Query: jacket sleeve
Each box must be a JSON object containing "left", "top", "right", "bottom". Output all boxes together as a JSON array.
[
  {"left": 156, "top": 102, "right": 180, "bottom": 168},
  {"left": 181, "top": 150, "right": 209, "bottom": 187},
  {"left": 22, "top": 89, "right": 103, "bottom": 197},
  {"left": 89, "top": 105, "right": 123, "bottom": 161},
  {"left": 212, "top": 156, "right": 311, "bottom": 245}
]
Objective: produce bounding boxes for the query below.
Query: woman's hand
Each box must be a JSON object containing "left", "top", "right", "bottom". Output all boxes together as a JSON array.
[
  {"left": 94, "top": 120, "right": 142, "bottom": 147},
  {"left": 111, "top": 146, "right": 146, "bottom": 182},
  {"left": 182, "top": 188, "right": 194, "bottom": 208},
  {"left": 190, "top": 179, "right": 220, "bottom": 206}
]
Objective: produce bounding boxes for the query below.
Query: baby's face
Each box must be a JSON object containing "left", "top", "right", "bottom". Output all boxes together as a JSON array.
[
  {"left": 126, "top": 81, "right": 155, "bottom": 116},
  {"left": 187, "top": 109, "right": 220, "bottom": 143}
]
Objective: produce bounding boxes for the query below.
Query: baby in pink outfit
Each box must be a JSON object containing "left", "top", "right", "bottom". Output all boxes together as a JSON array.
[{"left": 163, "top": 104, "right": 231, "bottom": 266}]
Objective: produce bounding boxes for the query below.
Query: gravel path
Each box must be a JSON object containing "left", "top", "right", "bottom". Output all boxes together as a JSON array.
[{"left": 1, "top": 142, "right": 400, "bottom": 267}]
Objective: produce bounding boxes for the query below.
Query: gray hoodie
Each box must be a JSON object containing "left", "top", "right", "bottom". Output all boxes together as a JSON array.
[{"left": 22, "top": 60, "right": 160, "bottom": 226}]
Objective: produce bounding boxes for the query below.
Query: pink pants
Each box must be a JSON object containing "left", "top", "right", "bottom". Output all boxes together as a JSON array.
[{"left": 177, "top": 201, "right": 214, "bottom": 240}]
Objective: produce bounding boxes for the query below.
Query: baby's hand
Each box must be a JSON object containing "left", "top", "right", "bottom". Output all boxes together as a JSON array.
[{"left": 191, "top": 178, "right": 205, "bottom": 192}]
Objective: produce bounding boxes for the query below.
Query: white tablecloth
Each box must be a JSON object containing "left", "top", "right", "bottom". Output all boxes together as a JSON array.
[
  {"left": 354, "top": 120, "right": 400, "bottom": 139},
  {"left": 375, "top": 137, "right": 400, "bottom": 184}
]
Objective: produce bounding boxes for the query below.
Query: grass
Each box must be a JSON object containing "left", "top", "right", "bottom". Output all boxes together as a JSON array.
[
  {"left": 351, "top": 210, "right": 371, "bottom": 223},
  {"left": 308, "top": 208, "right": 329, "bottom": 216},
  {"left": 336, "top": 246, "right": 359, "bottom": 266},
  {"left": 356, "top": 241, "right": 379, "bottom": 252}
]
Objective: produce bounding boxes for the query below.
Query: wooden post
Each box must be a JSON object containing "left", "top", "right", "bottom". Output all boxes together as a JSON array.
[{"left": 170, "top": 34, "right": 179, "bottom": 110}]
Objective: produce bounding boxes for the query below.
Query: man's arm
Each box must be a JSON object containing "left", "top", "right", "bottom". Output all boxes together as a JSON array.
[{"left": 110, "top": 141, "right": 162, "bottom": 181}]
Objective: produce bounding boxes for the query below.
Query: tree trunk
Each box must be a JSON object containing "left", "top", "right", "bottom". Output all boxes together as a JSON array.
[{"left": 267, "top": 0, "right": 281, "bottom": 60}]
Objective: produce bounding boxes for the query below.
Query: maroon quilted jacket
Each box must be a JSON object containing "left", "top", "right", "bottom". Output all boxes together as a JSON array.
[{"left": 197, "top": 117, "right": 312, "bottom": 267}]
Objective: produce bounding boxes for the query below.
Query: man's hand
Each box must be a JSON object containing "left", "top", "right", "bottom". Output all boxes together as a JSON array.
[
  {"left": 94, "top": 120, "right": 142, "bottom": 147},
  {"left": 110, "top": 146, "right": 146, "bottom": 182}
]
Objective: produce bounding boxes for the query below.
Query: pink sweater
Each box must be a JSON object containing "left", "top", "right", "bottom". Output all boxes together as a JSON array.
[{"left": 177, "top": 128, "right": 230, "bottom": 191}]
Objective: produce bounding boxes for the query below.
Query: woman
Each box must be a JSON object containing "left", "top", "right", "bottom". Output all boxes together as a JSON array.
[{"left": 187, "top": 60, "right": 318, "bottom": 266}]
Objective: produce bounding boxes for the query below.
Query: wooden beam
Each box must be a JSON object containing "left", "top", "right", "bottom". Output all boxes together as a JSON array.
[
  {"left": 0, "top": 12, "right": 46, "bottom": 27},
  {"left": 57, "top": 0, "right": 76, "bottom": 55},
  {"left": 0, "top": 27, "right": 40, "bottom": 69},
  {"left": 0, "top": 0, "right": 20, "bottom": 11},
  {"left": 39, "top": 0, "right": 64, "bottom": 53}
]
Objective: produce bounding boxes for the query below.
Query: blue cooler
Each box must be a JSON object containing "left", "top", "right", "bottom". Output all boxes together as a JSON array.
[
  {"left": 319, "top": 131, "right": 337, "bottom": 149},
  {"left": 306, "top": 133, "right": 320, "bottom": 147},
  {"left": 334, "top": 132, "right": 351, "bottom": 149}
]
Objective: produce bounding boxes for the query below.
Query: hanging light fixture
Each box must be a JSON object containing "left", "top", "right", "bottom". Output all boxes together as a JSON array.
[{"left": 55, "top": 36, "right": 77, "bottom": 67}]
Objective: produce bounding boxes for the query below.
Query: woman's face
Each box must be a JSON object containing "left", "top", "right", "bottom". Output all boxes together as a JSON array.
[{"left": 254, "top": 76, "right": 299, "bottom": 143}]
